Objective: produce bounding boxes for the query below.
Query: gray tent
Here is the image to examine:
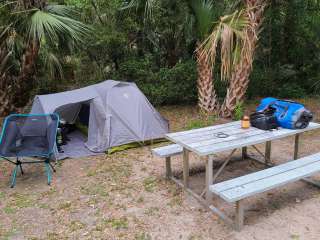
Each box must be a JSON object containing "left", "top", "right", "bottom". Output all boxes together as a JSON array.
[{"left": 30, "top": 80, "right": 169, "bottom": 159}]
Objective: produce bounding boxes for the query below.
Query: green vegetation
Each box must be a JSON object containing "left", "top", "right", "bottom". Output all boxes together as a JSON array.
[
  {"left": 4, "top": 193, "right": 34, "bottom": 214},
  {"left": 1, "top": 1, "right": 320, "bottom": 117},
  {"left": 106, "top": 217, "right": 129, "bottom": 230},
  {"left": 143, "top": 176, "right": 158, "bottom": 192},
  {"left": 234, "top": 102, "right": 244, "bottom": 121},
  {"left": 185, "top": 115, "right": 216, "bottom": 130}
]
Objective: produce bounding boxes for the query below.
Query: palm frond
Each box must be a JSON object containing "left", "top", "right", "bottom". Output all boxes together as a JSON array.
[
  {"left": 189, "top": 0, "right": 216, "bottom": 40},
  {"left": 0, "top": 50, "right": 12, "bottom": 74},
  {"left": 45, "top": 5, "right": 78, "bottom": 18},
  {"left": 44, "top": 51, "right": 63, "bottom": 80},
  {"left": 120, "top": 0, "right": 158, "bottom": 23},
  {"left": 197, "top": 9, "right": 250, "bottom": 80},
  {"left": 28, "top": 8, "right": 90, "bottom": 47}
]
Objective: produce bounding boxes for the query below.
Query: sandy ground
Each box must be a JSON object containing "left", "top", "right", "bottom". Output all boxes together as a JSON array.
[{"left": 1, "top": 102, "right": 320, "bottom": 240}]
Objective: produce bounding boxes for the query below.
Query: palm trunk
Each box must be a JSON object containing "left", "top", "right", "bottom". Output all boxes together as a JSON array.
[
  {"left": 0, "top": 48, "right": 15, "bottom": 116},
  {"left": 0, "top": 86, "right": 15, "bottom": 116},
  {"left": 196, "top": 47, "right": 219, "bottom": 114},
  {"left": 14, "top": 40, "right": 39, "bottom": 107},
  {"left": 220, "top": 0, "right": 267, "bottom": 118}
]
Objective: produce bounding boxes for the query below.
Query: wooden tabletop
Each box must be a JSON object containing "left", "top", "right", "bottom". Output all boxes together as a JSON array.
[{"left": 165, "top": 121, "right": 320, "bottom": 156}]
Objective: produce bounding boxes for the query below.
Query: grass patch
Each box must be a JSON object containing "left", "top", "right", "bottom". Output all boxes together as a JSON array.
[
  {"left": 136, "top": 196, "right": 144, "bottom": 203},
  {"left": 143, "top": 177, "right": 158, "bottom": 192},
  {"left": 0, "top": 228, "right": 17, "bottom": 240},
  {"left": 69, "top": 220, "right": 86, "bottom": 232},
  {"left": 135, "top": 232, "right": 152, "bottom": 240},
  {"left": 168, "top": 186, "right": 183, "bottom": 207},
  {"left": 38, "top": 188, "right": 57, "bottom": 200},
  {"left": 95, "top": 217, "right": 129, "bottom": 231},
  {"left": 185, "top": 115, "right": 216, "bottom": 130},
  {"left": 0, "top": 191, "right": 5, "bottom": 199},
  {"left": 38, "top": 203, "right": 50, "bottom": 209},
  {"left": 86, "top": 169, "right": 97, "bottom": 177},
  {"left": 291, "top": 234, "right": 300, "bottom": 240},
  {"left": 4, "top": 193, "right": 33, "bottom": 214},
  {"left": 188, "top": 235, "right": 203, "bottom": 240},
  {"left": 47, "top": 232, "right": 61, "bottom": 240},
  {"left": 3, "top": 207, "right": 16, "bottom": 214},
  {"left": 80, "top": 183, "right": 109, "bottom": 197},
  {"left": 144, "top": 207, "right": 160, "bottom": 216},
  {"left": 58, "top": 201, "right": 72, "bottom": 210},
  {"left": 106, "top": 217, "right": 128, "bottom": 230}
]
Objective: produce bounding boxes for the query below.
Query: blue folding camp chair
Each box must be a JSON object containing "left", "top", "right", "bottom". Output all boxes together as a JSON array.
[{"left": 0, "top": 113, "right": 59, "bottom": 187}]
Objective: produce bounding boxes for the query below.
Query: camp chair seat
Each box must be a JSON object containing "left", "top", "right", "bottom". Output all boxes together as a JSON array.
[{"left": 0, "top": 114, "right": 59, "bottom": 187}]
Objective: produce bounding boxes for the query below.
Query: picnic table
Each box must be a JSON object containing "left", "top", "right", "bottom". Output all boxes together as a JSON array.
[{"left": 164, "top": 121, "right": 320, "bottom": 228}]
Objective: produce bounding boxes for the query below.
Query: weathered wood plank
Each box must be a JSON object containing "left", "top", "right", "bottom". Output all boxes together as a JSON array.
[
  {"left": 183, "top": 148, "right": 190, "bottom": 188},
  {"left": 152, "top": 144, "right": 183, "bottom": 157},
  {"left": 175, "top": 125, "right": 262, "bottom": 143},
  {"left": 165, "top": 157, "right": 172, "bottom": 179},
  {"left": 195, "top": 123, "right": 320, "bottom": 156},
  {"left": 265, "top": 141, "right": 272, "bottom": 165},
  {"left": 180, "top": 126, "right": 261, "bottom": 144},
  {"left": 294, "top": 134, "right": 300, "bottom": 160},
  {"left": 211, "top": 152, "right": 320, "bottom": 193},
  {"left": 165, "top": 122, "right": 320, "bottom": 156},
  {"left": 235, "top": 200, "right": 244, "bottom": 231},
  {"left": 188, "top": 128, "right": 265, "bottom": 149},
  {"left": 211, "top": 153, "right": 320, "bottom": 202},
  {"left": 166, "top": 121, "right": 239, "bottom": 138},
  {"left": 205, "top": 155, "right": 214, "bottom": 202},
  {"left": 221, "top": 161, "right": 320, "bottom": 202}
]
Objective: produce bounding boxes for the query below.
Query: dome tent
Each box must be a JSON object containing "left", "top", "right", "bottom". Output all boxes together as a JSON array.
[{"left": 30, "top": 80, "right": 169, "bottom": 159}]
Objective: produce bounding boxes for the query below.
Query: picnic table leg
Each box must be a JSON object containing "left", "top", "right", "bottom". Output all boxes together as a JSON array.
[
  {"left": 265, "top": 141, "right": 272, "bottom": 165},
  {"left": 165, "top": 157, "right": 172, "bottom": 179},
  {"left": 205, "top": 155, "right": 214, "bottom": 202},
  {"left": 235, "top": 200, "right": 244, "bottom": 231},
  {"left": 294, "top": 134, "right": 300, "bottom": 160},
  {"left": 183, "top": 148, "right": 190, "bottom": 188},
  {"left": 242, "top": 147, "right": 248, "bottom": 161}
]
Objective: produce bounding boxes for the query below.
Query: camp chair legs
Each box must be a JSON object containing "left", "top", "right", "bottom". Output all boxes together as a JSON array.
[
  {"left": 45, "top": 159, "right": 56, "bottom": 185},
  {"left": 6, "top": 157, "right": 56, "bottom": 188},
  {"left": 10, "top": 159, "right": 24, "bottom": 188}
]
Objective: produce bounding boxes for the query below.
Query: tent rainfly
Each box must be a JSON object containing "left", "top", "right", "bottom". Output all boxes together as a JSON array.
[{"left": 30, "top": 80, "right": 169, "bottom": 159}]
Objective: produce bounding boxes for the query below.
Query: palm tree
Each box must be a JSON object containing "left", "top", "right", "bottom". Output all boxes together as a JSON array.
[
  {"left": 124, "top": 0, "right": 221, "bottom": 113},
  {"left": 219, "top": 0, "right": 267, "bottom": 118},
  {"left": 0, "top": 0, "right": 89, "bottom": 115},
  {"left": 190, "top": 0, "right": 220, "bottom": 114},
  {"left": 197, "top": 0, "right": 266, "bottom": 118},
  {"left": 0, "top": 42, "right": 13, "bottom": 115}
]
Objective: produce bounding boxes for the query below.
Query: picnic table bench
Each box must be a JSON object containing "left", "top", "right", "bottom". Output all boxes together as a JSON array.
[
  {"left": 210, "top": 153, "right": 320, "bottom": 230},
  {"left": 151, "top": 144, "right": 182, "bottom": 178},
  {"left": 152, "top": 121, "right": 320, "bottom": 231}
]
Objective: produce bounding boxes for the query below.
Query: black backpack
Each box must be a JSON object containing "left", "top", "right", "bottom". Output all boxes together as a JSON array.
[{"left": 250, "top": 107, "right": 278, "bottom": 130}]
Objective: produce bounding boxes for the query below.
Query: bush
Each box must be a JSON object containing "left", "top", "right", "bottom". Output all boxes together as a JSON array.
[
  {"left": 146, "top": 60, "right": 197, "bottom": 105},
  {"left": 115, "top": 57, "right": 197, "bottom": 105},
  {"left": 277, "top": 82, "right": 306, "bottom": 99}
]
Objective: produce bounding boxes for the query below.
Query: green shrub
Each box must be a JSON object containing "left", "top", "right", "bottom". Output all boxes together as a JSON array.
[
  {"left": 233, "top": 102, "right": 244, "bottom": 120},
  {"left": 115, "top": 57, "right": 197, "bottom": 106},
  {"left": 277, "top": 83, "right": 306, "bottom": 99}
]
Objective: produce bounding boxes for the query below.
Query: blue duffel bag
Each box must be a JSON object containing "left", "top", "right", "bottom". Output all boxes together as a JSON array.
[{"left": 256, "top": 97, "right": 313, "bottom": 129}]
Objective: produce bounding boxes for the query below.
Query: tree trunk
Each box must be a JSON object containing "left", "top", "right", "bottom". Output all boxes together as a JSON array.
[
  {"left": 0, "top": 48, "right": 15, "bottom": 116},
  {"left": 14, "top": 40, "right": 39, "bottom": 108},
  {"left": 0, "top": 85, "right": 15, "bottom": 116},
  {"left": 220, "top": 0, "right": 267, "bottom": 118},
  {"left": 196, "top": 47, "right": 219, "bottom": 114}
]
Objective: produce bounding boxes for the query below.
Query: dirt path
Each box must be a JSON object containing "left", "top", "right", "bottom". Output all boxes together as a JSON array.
[{"left": 1, "top": 104, "right": 320, "bottom": 240}]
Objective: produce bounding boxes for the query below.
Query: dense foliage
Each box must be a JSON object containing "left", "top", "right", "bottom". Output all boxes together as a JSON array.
[{"left": 1, "top": 0, "right": 320, "bottom": 114}]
